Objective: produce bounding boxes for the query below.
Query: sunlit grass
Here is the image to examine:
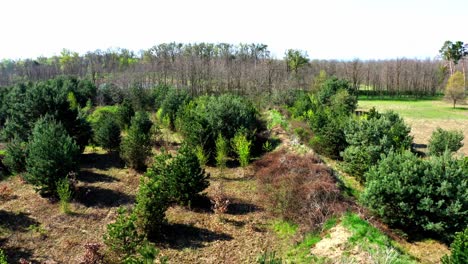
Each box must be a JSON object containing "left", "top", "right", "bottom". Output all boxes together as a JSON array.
[{"left": 358, "top": 99, "right": 468, "bottom": 120}]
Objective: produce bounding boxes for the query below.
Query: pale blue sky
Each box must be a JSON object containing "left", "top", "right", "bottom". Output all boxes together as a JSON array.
[{"left": 0, "top": 0, "right": 466, "bottom": 60}]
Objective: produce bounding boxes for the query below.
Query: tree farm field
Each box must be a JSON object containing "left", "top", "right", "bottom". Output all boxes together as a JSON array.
[{"left": 357, "top": 98, "right": 468, "bottom": 156}]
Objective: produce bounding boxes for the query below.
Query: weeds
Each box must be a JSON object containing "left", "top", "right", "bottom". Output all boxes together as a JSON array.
[
  {"left": 57, "top": 176, "right": 73, "bottom": 214},
  {"left": 215, "top": 134, "right": 228, "bottom": 169},
  {"left": 272, "top": 220, "right": 298, "bottom": 239},
  {"left": 257, "top": 251, "right": 283, "bottom": 264}
]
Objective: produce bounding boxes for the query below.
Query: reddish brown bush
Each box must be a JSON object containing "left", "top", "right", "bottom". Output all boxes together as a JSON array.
[
  {"left": 78, "top": 243, "right": 104, "bottom": 264},
  {"left": 210, "top": 182, "right": 230, "bottom": 214},
  {"left": 255, "top": 150, "right": 347, "bottom": 231},
  {"left": 0, "top": 185, "right": 13, "bottom": 201}
]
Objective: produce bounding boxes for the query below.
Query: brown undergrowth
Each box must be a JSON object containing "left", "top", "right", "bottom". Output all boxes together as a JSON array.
[{"left": 255, "top": 149, "right": 349, "bottom": 233}]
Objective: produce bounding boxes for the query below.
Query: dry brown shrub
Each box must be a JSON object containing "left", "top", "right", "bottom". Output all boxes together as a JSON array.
[
  {"left": 0, "top": 185, "right": 13, "bottom": 201},
  {"left": 210, "top": 182, "right": 230, "bottom": 214},
  {"left": 77, "top": 243, "right": 104, "bottom": 264},
  {"left": 255, "top": 149, "right": 347, "bottom": 231}
]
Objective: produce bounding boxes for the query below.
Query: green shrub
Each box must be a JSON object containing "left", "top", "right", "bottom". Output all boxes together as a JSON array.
[
  {"left": 87, "top": 105, "right": 119, "bottom": 124},
  {"left": 178, "top": 94, "right": 258, "bottom": 160},
  {"left": 135, "top": 169, "right": 170, "bottom": 237},
  {"left": 428, "top": 128, "right": 464, "bottom": 156},
  {"left": 104, "top": 207, "right": 143, "bottom": 259},
  {"left": 267, "top": 109, "right": 288, "bottom": 131},
  {"left": 1, "top": 77, "right": 93, "bottom": 151},
  {"left": 116, "top": 99, "right": 135, "bottom": 130},
  {"left": 362, "top": 150, "right": 468, "bottom": 241},
  {"left": 0, "top": 248, "right": 6, "bottom": 264},
  {"left": 257, "top": 251, "right": 283, "bottom": 264},
  {"left": 342, "top": 111, "right": 413, "bottom": 181},
  {"left": 94, "top": 116, "right": 121, "bottom": 152},
  {"left": 317, "top": 77, "right": 356, "bottom": 106},
  {"left": 25, "top": 117, "right": 80, "bottom": 196},
  {"left": 56, "top": 176, "right": 73, "bottom": 214},
  {"left": 120, "top": 112, "right": 153, "bottom": 171},
  {"left": 160, "top": 88, "right": 190, "bottom": 130},
  {"left": 215, "top": 134, "right": 229, "bottom": 168},
  {"left": 441, "top": 227, "right": 468, "bottom": 264},
  {"left": 152, "top": 84, "right": 170, "bottom": 110},
  {"left": 232, "top": 129, "right": 252, "bottom": 167},
  {"left": 165, "top": 144, "right": 210, "bottom": 205},
  {"left": 308, "top": 109, "right": 349, "bottom": 159},
  {"left": 129, "top": 111, "right": 153, "bottom": 136},
  {"left": 305, "top": 78, "right": 358, "bottom": 158},
  {"left": 3, "top": 136, "right": 27, "bottom": 174},
  {"left": 289, "top": 91, "right": 313, "bottom": 119},
  {"left": 195, "top": 145, "right": 209, "bottom": 167},
  {"left": 124, "top": 242, "right": 168, "bottom": 264}
]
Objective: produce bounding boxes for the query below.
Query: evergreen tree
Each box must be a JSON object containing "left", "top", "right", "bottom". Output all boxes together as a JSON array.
[
  {"left": 120, "top": 112, "right": 153, "bottom": 171},
  {"left": 94, "top": 117, "right": 121, "bottom": 152},
  {"left": 116, "top": 99, "right": 135, "bottom": 130},
  {"left": 166, "top": 144, "right": 210, "bottom": 205},
  {"left": 3, "top": 135, "right": 27, "bottom": 174},
  {"left": 428, "top": 128, "right": 464, "bottom": 156},
  {"left": 25, "top": 117, "right": 80, "bottom": 196}
]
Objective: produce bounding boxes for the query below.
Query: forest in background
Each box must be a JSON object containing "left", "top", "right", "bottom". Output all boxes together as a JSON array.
[{"left": 0, "top": 43, "right": 454, "bottom": 97}]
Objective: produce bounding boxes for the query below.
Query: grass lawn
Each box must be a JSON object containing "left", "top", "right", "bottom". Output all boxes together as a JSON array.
[
  {"left": 358, "top": 99, "right": 468, "bottom": 156},
  {"left": 358, "top": 99, "right": 468, "bottom": 120}
]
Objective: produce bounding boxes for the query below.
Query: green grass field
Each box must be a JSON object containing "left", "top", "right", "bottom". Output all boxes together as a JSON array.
[{"left": 358, "top": 99, "right": 468, "bottom": 120}]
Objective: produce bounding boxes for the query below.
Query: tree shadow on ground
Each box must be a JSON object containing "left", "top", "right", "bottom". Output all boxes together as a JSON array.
[
  {"left": 80, "top": 151, "right": 124, "bottom": 170},
  {"left": 156, "top": 223, "right": 233, "bottom": 249},
  {"left": 75, "top": 186, "right": 134, "bottom": 208},
  {"left": 0, "top": 240, "right": 34, "bottom": 264},
  {"left": 214, "top": 175, "right": 254, "bottom": 182},
  {"left": 227, "top": 199, "right": 262, "bottom": 215},
  {"left": 77, "top": 169, "right": 119, "bottom": 183},
  {"left": 0, "top": 210, "right": 40, "bottom": 232},
  {"left": 188, "top": 195, "right": 213, "bottom": 213}
]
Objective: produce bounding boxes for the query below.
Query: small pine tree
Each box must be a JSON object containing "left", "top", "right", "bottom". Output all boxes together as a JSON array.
[
  {"left": 134, "top": 176, "right": 170, "bottom": 237},
  {"left": 428, "top": 128, "right": 464, "bottom": 156},
  {"left": 56, "top": 176, "right": 73, "bottom": 214},
  {"left": 3, "top": 136, "right": 27, "bottom": 174},
  {"left": 104, "top": 207, "right": 143, "bottom": 259},
  {"left": 25, "top": 117, "right": 80, "bottom": 196},
  {"left": 195, "top": 145, "right": 209, "bottom": 167},
  {"left": 441, "top": 227, "right": 468, "bottom": 264},
  {"left": 215, "top": 134, "right": 228, "bottom": 169},
  {"left": 232, "top": 129, "right": 252, "bottom": 167},
  {"left": 166, "top": 144, "right": 210, "bottom": 205},
  {"left": 94, "top": 117, "right": 121, "bottom": 152},
  {"left": 116, "top": 99, "right": 135, "bottom": 130},
  {"left": 120, "top": 112, "right": 153, "bottom": 171}
]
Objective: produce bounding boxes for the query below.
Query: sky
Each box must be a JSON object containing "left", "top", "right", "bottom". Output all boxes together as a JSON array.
[{"left": 0, "top": 0, "right": 466, "bottom": 60}]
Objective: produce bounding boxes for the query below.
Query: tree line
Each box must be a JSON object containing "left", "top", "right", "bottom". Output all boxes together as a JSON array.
[{"left": 0, "top": 43, "right": 457, "bottom": 96}]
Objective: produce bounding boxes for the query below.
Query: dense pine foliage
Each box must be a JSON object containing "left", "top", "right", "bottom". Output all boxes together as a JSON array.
[
  {"left": 25, "top": 117, "right": 80, "bottom": 196},
  {"left": 362, "top": 151, "right": 467, "bottom": 241}
]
